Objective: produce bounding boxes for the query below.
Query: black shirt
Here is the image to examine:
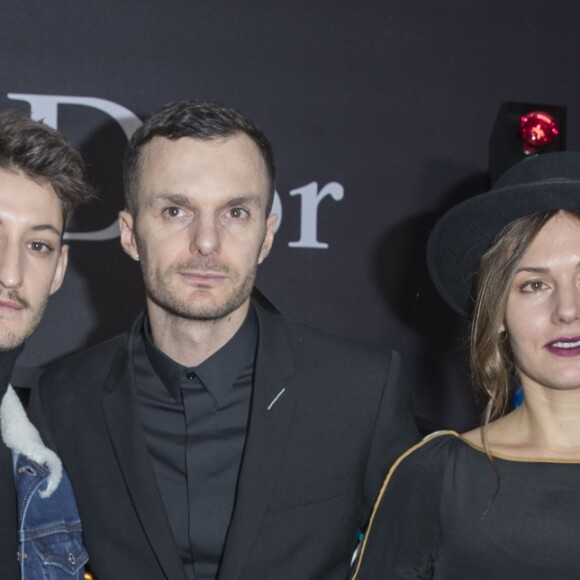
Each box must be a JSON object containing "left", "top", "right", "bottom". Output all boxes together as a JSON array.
[
  {"left": 353, "top": 431, "right": 580, "bottom": 579},
  {"left": 134, "top": 308, "right": 258, "bottom": 580}
]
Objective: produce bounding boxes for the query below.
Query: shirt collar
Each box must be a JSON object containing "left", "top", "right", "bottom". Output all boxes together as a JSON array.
[{"left": 143, "top": 306, "right": 258, "bottom": 402}]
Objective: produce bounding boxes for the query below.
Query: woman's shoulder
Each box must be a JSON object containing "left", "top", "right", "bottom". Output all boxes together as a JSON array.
[
  {"left": 403, "top": 429, "right": 464, "bottom": 460},
  {"left": 387, "top": 430, "right": 466, "bottom": 480}
]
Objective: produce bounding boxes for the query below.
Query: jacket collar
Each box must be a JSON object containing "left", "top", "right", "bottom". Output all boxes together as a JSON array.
[
  {"left": 101, "top": 314, "right": 188, "bottom": 580},
  {"left": 0, "top": 386, "right": 62, "bottom": 498},
  {"left": 218, "top": 301, "right": 298, "bottom": 578},
  {"left": 102, "top": 302, "right": 299, "bottom": 580}
]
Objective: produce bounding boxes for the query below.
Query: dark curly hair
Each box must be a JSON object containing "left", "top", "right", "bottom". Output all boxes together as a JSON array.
[{"left": 0, "top": 111, "right": 93, "bottom": 227}]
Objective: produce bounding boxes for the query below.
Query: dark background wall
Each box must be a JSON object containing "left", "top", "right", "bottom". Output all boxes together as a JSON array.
[{"left": 3, "top": 1, "right": 580, "bottom": 431}]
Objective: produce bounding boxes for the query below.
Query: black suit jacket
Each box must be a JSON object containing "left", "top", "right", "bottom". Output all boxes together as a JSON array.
[{"left": 31, "top": 303, "right": 418, "bottom": 580}]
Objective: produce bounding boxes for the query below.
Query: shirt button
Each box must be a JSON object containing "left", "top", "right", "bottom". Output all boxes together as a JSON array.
[{"left": 186, "top": 371, "right": 196, "bottom": 381}]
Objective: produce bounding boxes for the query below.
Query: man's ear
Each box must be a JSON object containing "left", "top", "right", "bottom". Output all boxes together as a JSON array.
[
  {"left": 49, "top": 243, "right": 69, "bottom": 295},
  {"left": 258, "top": 213, "right": 277, "bottom": 265},
  {"left": 119, "top": 210, "right": 140, "bottom": 261}
]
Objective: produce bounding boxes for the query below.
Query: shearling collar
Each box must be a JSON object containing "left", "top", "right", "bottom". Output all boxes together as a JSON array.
[{"left": 0, "top": 386, "right": 62, "bottom": 498}]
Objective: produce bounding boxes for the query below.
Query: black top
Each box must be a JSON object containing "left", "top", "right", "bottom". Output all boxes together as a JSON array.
[
  {"left": 0, "top": 345, "right": 23, "bottom": 580},
  {"left": 353, "top": 431, "right": 580, "bottom": 580},
  {"left": 135, "top": 309, "right": 257, "bottom": 580}
]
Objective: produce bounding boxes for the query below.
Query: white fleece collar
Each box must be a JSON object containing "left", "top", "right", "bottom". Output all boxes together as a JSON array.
[{"left": 0, "top": 385, "right": 62, "bottom": 498}]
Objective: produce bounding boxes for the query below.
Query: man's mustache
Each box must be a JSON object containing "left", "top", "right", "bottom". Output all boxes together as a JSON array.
[
  {"left": 1, "top": 291, "right": 30, "bottom": 310},
  {"left": 172, "top": 258, "right": 230, "bottom": 274}
]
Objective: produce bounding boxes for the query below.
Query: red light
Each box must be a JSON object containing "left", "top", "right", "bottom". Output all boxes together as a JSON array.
[{"left": 519, "top": 111, "right": 559, "bottom": 155}]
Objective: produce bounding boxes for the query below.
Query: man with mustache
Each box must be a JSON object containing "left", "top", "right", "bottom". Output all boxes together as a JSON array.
[
  {"left": 0, "top": 111, "right": 92, "bottom": 578},
  {"left": 33, "top": 100, "right": 418, "bottom": 580}
]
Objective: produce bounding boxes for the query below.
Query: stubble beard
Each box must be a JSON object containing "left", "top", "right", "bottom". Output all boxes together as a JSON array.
[
  {"left": 0, "top": 292, "right": 47, "bottom": 351},
  {"left": 139, "top": 249, "right": 256, "bottom": 322}
]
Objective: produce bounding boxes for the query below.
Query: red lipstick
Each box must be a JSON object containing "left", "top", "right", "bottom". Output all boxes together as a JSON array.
[{"left": 545, "top": 336, "right": 580, "bottom": 357}]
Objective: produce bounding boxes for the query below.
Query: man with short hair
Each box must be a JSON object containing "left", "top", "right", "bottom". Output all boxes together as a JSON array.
[
  {"left": 0, "top": 111, "right": 93, "bottom": 578},
  {"left": 33, "top": 100, "right": 418, "bottom": 580}
]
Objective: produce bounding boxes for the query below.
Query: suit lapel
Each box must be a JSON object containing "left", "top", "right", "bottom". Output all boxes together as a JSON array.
[
  {"left": 219, "top": 305, "right": 297, "bottom": 579},
  {"left": 101, "top": 319, "right": 186, "bottom": 580}
]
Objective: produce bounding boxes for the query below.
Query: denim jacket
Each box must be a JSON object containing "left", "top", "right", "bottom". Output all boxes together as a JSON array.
[{"left": 1, "top": 385, "right": 88, "bottom": 579}]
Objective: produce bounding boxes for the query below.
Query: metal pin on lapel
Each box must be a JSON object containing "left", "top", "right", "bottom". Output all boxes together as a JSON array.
[{"left": 267, "top": 388, "right": 286, "bottom": 410}]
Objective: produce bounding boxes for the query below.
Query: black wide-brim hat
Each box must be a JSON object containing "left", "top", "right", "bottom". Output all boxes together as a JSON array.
[{"left": 427, "top": 151, "right": 580, "bottom": 317}]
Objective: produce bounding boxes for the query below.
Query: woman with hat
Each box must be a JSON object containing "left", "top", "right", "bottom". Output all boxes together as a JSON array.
[{"left": 351, "top": 151, "right": 580, "bottom": 579}]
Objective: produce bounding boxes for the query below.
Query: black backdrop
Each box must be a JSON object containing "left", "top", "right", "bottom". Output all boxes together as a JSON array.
[{"left": 3, "top": 1, "right": 580, "bottom": 430}]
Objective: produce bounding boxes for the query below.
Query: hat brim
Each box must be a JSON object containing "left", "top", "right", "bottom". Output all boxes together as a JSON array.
[{"left": 427, "top": 180, "right": 580, "bottom": 317}]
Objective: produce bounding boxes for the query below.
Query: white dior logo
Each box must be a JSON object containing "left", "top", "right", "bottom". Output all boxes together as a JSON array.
[{"left": 8, "top": 93, "right": 344, "bottom": 249}]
